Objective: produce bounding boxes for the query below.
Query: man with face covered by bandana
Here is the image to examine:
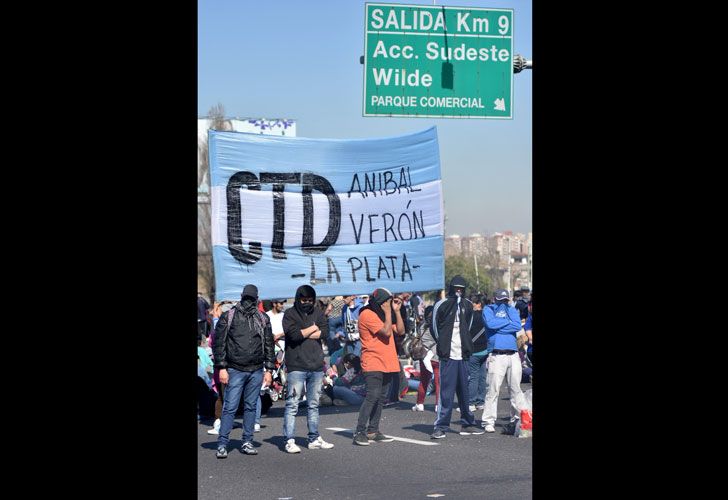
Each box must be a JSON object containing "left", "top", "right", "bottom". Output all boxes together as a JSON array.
[
  {"left": 212, "top": 284, "right": 275, "bottom": 458},
  {"left": 281, "top": 285, "right": 334, "bottom": 453},
  {"left": 429, "top": 276, "right": 485, "bottom": 439}
]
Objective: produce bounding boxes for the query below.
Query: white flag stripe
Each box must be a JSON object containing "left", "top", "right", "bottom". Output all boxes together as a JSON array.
[{"left": 211, "top": 180, "right": 443, "bottom": 248}]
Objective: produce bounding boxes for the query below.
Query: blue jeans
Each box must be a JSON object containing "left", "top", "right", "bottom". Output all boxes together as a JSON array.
[
  {"left": 283, "top": 370, "right": 324, "bottom": 443},
  {"left": 332, "top": 385, "right": 365, "bottom": 406},
  {"left": 255, "top": 393, "right": 262, "bottom": 425},
  {"left": 217, "top": 368, "right": 263, "bottom": 448},
  {"left": 467, "top": 352, "right": 488, "bottom": 406}
]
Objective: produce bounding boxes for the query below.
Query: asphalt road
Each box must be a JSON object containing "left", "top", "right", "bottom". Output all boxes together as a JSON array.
[{"left": 198, "top": 381, "right": 532, "bottom": 500}]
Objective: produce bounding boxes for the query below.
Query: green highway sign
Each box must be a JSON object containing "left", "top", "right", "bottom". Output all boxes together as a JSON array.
[{"left": 363, "top": 3, "right": 514, "bottom": 119}]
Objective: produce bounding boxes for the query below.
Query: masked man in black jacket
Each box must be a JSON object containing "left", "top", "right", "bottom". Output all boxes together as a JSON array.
[
  {"left": 212, "top": 284, "right": 275, "bottom": 458},
  {"left": 281, "top": 285, "right": 334, "bottom": 453},
  {"left": 430, "top": 276, "right": 484, "bottom": 438}
]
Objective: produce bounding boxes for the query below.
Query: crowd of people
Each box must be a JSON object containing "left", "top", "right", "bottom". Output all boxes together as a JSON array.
[{"left": 196, "top": 278, "right": 533, "bottom": 457}]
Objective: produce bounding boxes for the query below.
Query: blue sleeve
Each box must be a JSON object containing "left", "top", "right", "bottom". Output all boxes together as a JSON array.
[
  {"left": 482, "top": 306, "right": 512, "bottom": 330},
  {"left": 503, "top": 307, "right": 523, "bottom": 335},
  {"left": 525, "top": 314, "right": 532, "bottom": 331}
]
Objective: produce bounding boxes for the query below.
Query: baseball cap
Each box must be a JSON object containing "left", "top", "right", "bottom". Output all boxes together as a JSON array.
[
  {"left": 494, "top": 289, "right": 509, "bottom": 301},
  {"left": 370, "top": 288, "right": 392, "bottom": 305},
  {"left": 241, "top": 284, "right": 259, "bottom": 299},
  {"left": 272, "top": 298, "right": 287, "bottom": 303}
]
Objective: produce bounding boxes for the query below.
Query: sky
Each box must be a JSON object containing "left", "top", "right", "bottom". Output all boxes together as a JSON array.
[{"left": 198, "top": 0, "right": 532, "bottom": 237}]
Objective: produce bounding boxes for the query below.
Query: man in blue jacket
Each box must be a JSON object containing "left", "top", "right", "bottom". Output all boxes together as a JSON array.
[{"left": 481, "top": 288, "right": 528, "bottom": 433}]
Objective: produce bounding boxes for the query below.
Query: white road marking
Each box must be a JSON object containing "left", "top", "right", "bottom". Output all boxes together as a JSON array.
[
  {"left": 325, "top": 427, "right": 439, "bottom": 446},
  {"left": 427, "top": 494, "right": 446, "bottom": 498}
]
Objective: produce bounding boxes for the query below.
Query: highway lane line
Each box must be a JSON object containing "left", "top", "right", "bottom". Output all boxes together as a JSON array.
[{"left": 325, "top": 427, "right": 440, "bottom": 446}]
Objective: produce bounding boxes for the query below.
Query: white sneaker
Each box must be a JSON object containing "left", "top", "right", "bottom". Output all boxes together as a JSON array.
[
  {"left": 285, "top": 439, "right": 301, "bottom": 453},
  {"left": 434, "top": 405, "right": 439, "bottom": 413},
  {"left": 411, "top": 404, "right": 424, "bottom": 412},
  {"left": 484, "top": 424, "right": 495, "bottom": 433},
  {"left": 207, "top": 418, "right": 221, "bottom": 435},
  {"left": 455, "top": 407, "right": 461, "bottom": 412},
  {"left": 308, "top": 436, "right": 334, "bottom": 449},
  {"left": 468, "top": 405, "right": 476, "bottom": 412},
  {"left": 254, "top": 423, "right": 261, "bottom": 432}
]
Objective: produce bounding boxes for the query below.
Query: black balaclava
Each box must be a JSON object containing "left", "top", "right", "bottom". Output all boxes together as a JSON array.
[
  {"left": 240, "top": 284, "right": 259, "bottom": 316},
  {"left": 447, "top": 275, "right": 468, "bottom": 299},
  {"left": 435, "top": 276, "right": 467, "bottom": 323},
  {"left": 294, "top": 285, "right": 316, "bottom": 315}
]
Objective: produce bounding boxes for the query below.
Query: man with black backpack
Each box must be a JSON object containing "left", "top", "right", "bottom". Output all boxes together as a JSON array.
[{"left": 212, "top": 284, "right": 276, "bottom": 458}]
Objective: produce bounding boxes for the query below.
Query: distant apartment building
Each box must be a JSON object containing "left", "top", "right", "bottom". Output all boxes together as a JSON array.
[
  {"left": 510, "top": 252, "right": 530, "bottom": 291},
  {"left": 446, "top": 229, "right": 532, "bottom": 293},
  {"left": 444, "top": 234, "right": 462, "bottom": 258},
  {"left": 460, "top": 233, "right": 487, "bottom": 257},
  {"left": 491, "top": 232, "right": 510, "bottom": 266}
]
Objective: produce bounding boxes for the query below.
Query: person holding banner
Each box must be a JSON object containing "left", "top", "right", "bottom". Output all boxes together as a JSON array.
[
  {"left": 282, "top": 285, "right": 334, "bottom": 453},
  {"left": 352, "top": 288, "right": 404, "bottom": 446},
  {"left": 430, "top": 276, "right": 484, "bottom": 439}
]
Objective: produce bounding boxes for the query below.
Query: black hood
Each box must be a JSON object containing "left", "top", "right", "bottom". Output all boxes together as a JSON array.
[
  {"left": 447, "top": 275, "right": 468, "bottom": 297},
  {"left": 294, "top": 285, "right": 316, "bottom": 315}
]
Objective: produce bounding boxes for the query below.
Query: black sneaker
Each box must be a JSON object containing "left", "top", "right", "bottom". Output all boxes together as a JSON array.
[
  {"left": 353, "top": 432, "right": 370, "bottom": 446},
  {"left": 460, "top": 425, "right": 485, "bottom": 435},
  {"left": 241, "top": 442, "right": 258, "bottom": 455},
  {"left": 431, "top": 429, "right": 446, "bottom": 439},
  {"left": 367, "top": 431, "right": 394, "bottom": 442},
  {"left": 216, "top": 446, "right": 228, "bottom": 459}
]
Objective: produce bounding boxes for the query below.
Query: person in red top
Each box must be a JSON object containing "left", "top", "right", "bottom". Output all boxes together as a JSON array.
[{"left": 352, "top": 288, "right": 405, "bottom": 446}]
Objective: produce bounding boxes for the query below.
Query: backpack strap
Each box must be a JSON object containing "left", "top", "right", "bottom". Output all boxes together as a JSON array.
[{"left": 223, "top": 307, "right": 236, "bottom": 337}]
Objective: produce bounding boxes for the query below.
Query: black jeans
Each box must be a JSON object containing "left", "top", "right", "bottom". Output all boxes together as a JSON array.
[{"left": 356, "top": 371, "right": 395, "bottom": 434}]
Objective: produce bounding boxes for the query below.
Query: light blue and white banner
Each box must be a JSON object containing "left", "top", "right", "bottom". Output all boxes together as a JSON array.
[{"left": 209, "top": 127, "right": 444, "bottom": 301}]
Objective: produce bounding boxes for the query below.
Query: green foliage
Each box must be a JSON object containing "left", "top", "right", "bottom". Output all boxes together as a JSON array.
[{"left": 444, "top": 255, "right": 493, "bottom": 297}]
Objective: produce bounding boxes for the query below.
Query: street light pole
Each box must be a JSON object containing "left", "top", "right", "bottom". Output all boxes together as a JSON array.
[
  {"left": 360, "top": 54, "right": 533, "bottom": 74},
  {"left": 507, "top": 257, "right": 512, "bottom": 296},
  {"left": 474, "top": 253, "right": 480, "bottom": 293},
  {"left": 513, "top": 54, "right": 533, "bottom": 73}
]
